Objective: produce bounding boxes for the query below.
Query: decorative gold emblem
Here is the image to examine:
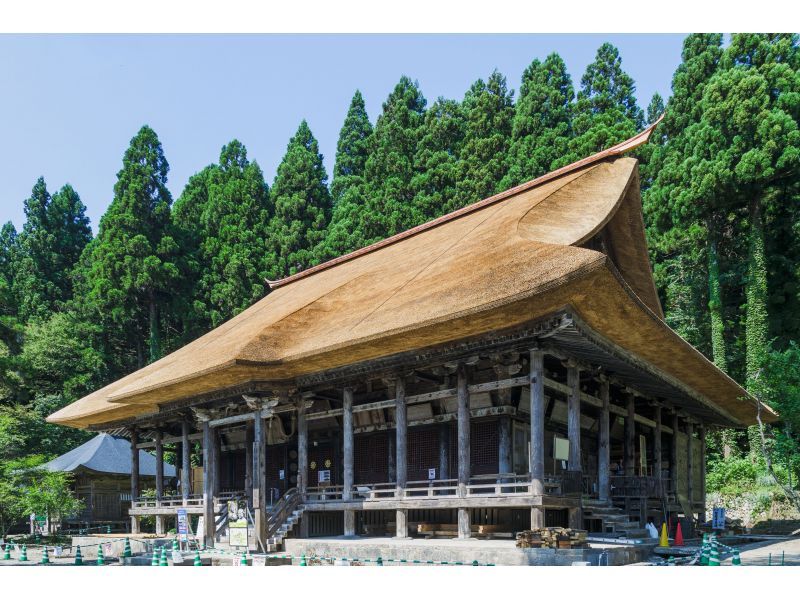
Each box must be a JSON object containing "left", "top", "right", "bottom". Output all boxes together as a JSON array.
[
  {"left": 324, "top": 459, "right": 331, "bottom": 468},
  {"left": 310, "top": 461, "right": 317, "bottom": 470}
]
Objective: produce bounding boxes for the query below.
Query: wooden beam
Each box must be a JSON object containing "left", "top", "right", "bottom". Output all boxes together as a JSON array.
[
  {"left": 130, "top": 427, "right": 140, "bottom": 534},
  {"left": 342, "top": 388, "right": 354, "bottom": 502},
  {"left": 567, "top": 364, "right": 581, "bottom": 471},
  {"left": 136, "top": 432, "right": 202, "bottom": 449}
]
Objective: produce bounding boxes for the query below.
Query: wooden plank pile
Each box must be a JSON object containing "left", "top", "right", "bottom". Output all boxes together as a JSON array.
[{"left": 516, "top": 527, "right": 588, "bottom": 549}]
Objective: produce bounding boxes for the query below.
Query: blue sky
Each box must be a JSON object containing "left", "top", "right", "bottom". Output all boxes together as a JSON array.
[{"left": 0, "top": 34, "right": 685, "bottom": 232}]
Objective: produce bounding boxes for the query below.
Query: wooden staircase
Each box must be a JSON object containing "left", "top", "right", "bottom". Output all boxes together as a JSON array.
[{"left": 583, "top": 498, "right": 649, "bottom": 539}]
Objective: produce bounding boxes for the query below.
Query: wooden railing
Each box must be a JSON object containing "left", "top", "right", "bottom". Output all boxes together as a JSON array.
[
  {"left": 305, "top": 472, "right": 582, "bottom": 503},
  {"left": 265, "top": 487, "right": 302, "bottom": 540},
  {"left": 610, "top": 475, "right": 674, "bottom": 499},
  {"left": 131, "top": 493, "right": 204, "bottom": 509}
]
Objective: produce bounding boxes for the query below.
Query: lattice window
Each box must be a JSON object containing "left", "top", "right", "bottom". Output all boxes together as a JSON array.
[
  {"left": 354, "top": 432, "right": 389, "bottom": 484},
  {"left": 408, "top": 426, "right": 438, "bottom": 481}
]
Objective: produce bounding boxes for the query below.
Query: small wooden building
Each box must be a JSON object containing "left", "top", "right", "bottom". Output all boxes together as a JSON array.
[
  {"left": 48, "top": 121, "right": 777, "bottom": 548},
  {"left": 43, "top": 433, "right": 175, "bottom": 528}
]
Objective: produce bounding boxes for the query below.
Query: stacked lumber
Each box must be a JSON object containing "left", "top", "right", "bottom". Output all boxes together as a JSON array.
[{"left": 516, "top": 527, "right": 588, "bottom": 549}]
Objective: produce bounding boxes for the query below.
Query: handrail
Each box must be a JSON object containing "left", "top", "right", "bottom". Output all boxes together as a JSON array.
[{"left": 265, "top": 487, "right": 302, "bottom": 541}]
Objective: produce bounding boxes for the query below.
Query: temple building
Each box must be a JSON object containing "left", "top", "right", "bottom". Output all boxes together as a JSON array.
[
  {"left": 47, "top": 122, "right": 776, "bottom": 551},
  {"left": 42, "top": 433, "right": 175, "bottom": 530}
]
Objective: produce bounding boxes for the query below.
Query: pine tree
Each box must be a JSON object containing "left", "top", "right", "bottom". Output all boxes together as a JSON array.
[
  {"left": 205, "top": 142, "right": 272, "bottom": 326},
  {"left": 646, "top": 93, "right": 665, "bottom": 125},
  {"left": 79, "top": 125, "right": 180, "bottom": 366},
  {"left": 411, "top": 97, "right": 465, "bottom": 220},
  {"left": 319, "top": 91, "right": 374, "bottom": 261},
  {"left": 270, "top": 121, "right": 332, "bottom": 277},
  {"left": 451, "top": 70, "right": 514, "bottom": 211},
  {"left": 567, "top": 43, "right": 644, "bottom": 163},
  {"left": 12, "top": 179, "right": 91, "bottom": 322},
  {"left": 502, "top": 53, "right": 574, "bottom": 189},
  {"left": 362, "top": 76, "right": 427, "bottom": 241}
]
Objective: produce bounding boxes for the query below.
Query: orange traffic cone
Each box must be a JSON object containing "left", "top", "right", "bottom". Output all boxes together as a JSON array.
[
  {"left": 659, "top": 523, "right": 669, "bottom": 547},
  {"left": 674, "top": 520, "right": 684, "bottom": 546}
]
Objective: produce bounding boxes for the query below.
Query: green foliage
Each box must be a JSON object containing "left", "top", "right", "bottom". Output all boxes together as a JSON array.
[
  {"left": 11, "top": 180, "right": 91, "bottom": 322},
  {"left": 362, "top": 76, "right": 427, "bottom": 241},
  {"left": 707, "top": 456, "right": 760, "bottom": 495},
  {"left": 411, "top": 97, "right": 465, "bottom": 220},
  {"left": 174, "top": 141, "right": 273, "bottom": 332},
  {"left": 567, "top": 42, "right": 644, "bottom": 163},
  {"left": 319, "top": 91, "right": 373, "bottom": 261},
  {"left": 15, "top": 461, "right": 83, "bottom": 534},
  {"left": 451, "top": 70, "right": 514, "bottom": 211},
  {"left": 502, "top": 53, "right": 574, "bottom": 188},
  {"left": 270, "top": 121, "right": 332, "bottom": 277},
  {"left": 78, "top": 125, "right": 180, "bottom": 366}
]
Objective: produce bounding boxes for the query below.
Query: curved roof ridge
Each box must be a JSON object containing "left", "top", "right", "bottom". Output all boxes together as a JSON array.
[{"left": 268, "top": 116, "right": 664, "bottom": 290}]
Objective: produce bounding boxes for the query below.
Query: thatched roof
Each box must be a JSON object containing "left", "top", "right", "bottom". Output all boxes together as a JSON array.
[
  {"left": 47, "top": 121, "right": 774, "bottom": 429},
  {"left": 42, "top": 433, "right": 175, "bottom": 477}
]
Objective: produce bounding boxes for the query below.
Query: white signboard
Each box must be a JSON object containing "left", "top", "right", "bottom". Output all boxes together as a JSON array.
[
  {"left": 195, "top": 516, "right": 204, "bottom": 543},
  {"left": 553, "top": 437, "right": 570, "bottom": 462},
  {"left": 252, "top": 555, "right": 267, "bottom": 566},
  {"left": 228, "top": 519, "right": 249, "bottom": 548},
  {"left": 318, "top": 469, "right": 331, "bottom": 483},
  {"left": 428, "top": 468, "right": 436, "bottom": 480}
]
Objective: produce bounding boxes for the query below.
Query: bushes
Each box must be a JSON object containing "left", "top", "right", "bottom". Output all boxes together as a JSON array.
[{"left": 707, "top": 457, "right": 760, "bottom": 495}]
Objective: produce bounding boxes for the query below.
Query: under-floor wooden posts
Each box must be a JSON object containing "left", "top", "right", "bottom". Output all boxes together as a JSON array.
[
  {"left": 396, "top": 509, "right": 408, "bottom": 539},
  {"left": 458, "top": 508, "right": 471, "bottom": 539}
]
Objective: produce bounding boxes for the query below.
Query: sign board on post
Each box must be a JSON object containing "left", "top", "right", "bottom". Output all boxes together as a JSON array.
[
  {"left": 279, "top": 469, "right": 285, "bottom": 480},
  {"left": 177, "top": 508, "right": 188, "bottom": 542},
  {"left": 553, "top": 437, "right": 570, "bottom": 461},
  {"left": 428, "top": 468, "right": 436, "bottom": 480},
  {"left": 712, "top": 507, "right": 726, "bottom": 530},
  {"left": 228, "top": 518, "right": 249, "bottom": 548},
  {"left": 318, "top": 469, "right": 331, "bottom": 484}
]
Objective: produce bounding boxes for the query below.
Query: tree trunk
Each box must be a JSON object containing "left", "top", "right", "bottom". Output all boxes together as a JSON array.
[
  {"left": 707, "top": 229, "right": 737, "bottom": 457},
  {"left": 148, "top": 292, "right": 161, "bottom": 363},
  {"left": 746, "top": 197, "right": 769, "bottom": 459}
]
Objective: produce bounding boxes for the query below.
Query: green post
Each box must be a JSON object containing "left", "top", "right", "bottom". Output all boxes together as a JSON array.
[
  {"left": 40, "top": 545, "right": 50, "bottom": 564},
  {"left": 472, "top": 559, "right": 479, "bottom": 566},
  {"left": 3, "top": 543, "right": 10, "bottom": 560},
  {"left": 240, "top": 552, "right": 248, "bottom": 566},
  {"left": 19, "top": 544, "right": 28, "bottom": 562},
  {"left": 159, "top": 545, "right": 168, "bottom": 566},
  {"left": 300, "top": 553, "right": 307, "bottom": 567},
  {"left": 106, "top": 525, "right": 111, "bottom": 534},
  {"left": 376, "top": 556, "right": 383, "bottom": 566},
  {"left": 732, "top": 550, "right": 741, "bottom": 566},
  {"left": 194, "top": 550, "right": 202, "bottom": 566},
  {"left": 768, "top": 553, "right": 772, "bottom": 566},
  {"left": 172, "top": 538, "right": 179, "bottom": 552},
  {"left": 74, "top": 546, "right": 83, "bottom": 566},
  {"left": 123, "top": 537, "right": 132, "bottom": 558},
  {"left": 151, "top": 545, "right": 159, "bottom": 566},
  {"left": 97, "top": 544, "right": 105, "bottom": 566},
  {"left": 708, "top": 543, "right": 720, "bottom": 567}
]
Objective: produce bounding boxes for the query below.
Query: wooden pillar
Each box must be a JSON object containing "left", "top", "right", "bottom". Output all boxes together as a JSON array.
[
  {"left": 181, "top": 420, "right": 191, "bottom": 505},
  {"left": 154, "top": 430, "right": 165, "bottom": 535},
  {"left": 456, "top": 363, "right": 470, "bottom": 499},
  {"left": 438, "top": 423, "right": 450, "bottom": 480},
  {"left": 244, "top": 422, "right": 254, "bottom": 508},
  {"left": 395, "top": 377, "right": 407, "bottom": 497},
  {"left": 458, "top": 508, "right": 471, "bottom": 539},
  {"left": 699, "top": 425, "right": 707, "bottom": 523},
  {"left": 343, "top": 387, "right": 355, "bottom": 536},
  {"left": 686, "top": 420, "right": 694, "bottom": 509},
  {"left": 670, "top": 412, "right": 679, "bottom": 493},
  {"left": 529, "top": 349, "right": 545, "bottom": 529},
  {"left": 567, "top": 363, "right": 581, "bottom": 472},
  {"left": 343, "top": 388, "right": 354, "bottom": 501},
  {"left": 130, "top": 428, "right": 140, "bottom": 534},
  {"left": 598, "top": 378, "right": 610, "bottom": 502},
  {"left": 297, "top": 399, "right": 308, "bottom": 498},
  {"left": 212, "top": 428, "right": 221, "bottom": 495},
  {"left": 624, "top": 393, "right": 636, "bottom": 477},
  {"left": 395, "top": 509, "right": 408, "bottom": 539},
  {"left": 387, "top": 430, "right": 396, "bottom": 483},
  {"left": 653, "top": 404, "right": 663, "bottom": 494},
  {"left": 202, "top": 420, "right": 215, "bottom": 547},
  {"left": 253, "top": 410, "right": 266, "bottom": 548},
  {"left": 498, "top": 416, "right": 512, "bottom": 475}
]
